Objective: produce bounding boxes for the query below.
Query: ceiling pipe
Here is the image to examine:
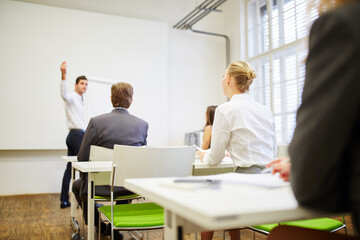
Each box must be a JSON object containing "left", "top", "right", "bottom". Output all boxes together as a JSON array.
[
  {"left": 173, "top": 0, "right": 230, "bottom": 68},
  {"left": 186, "top": 0, "right": 227, "bottom": 28},
  {"left": 197, "top": 7, "right": 222, "bottom": 12},
  {"left": 173, "top": 0, "right": 215, "bottom": 29}
]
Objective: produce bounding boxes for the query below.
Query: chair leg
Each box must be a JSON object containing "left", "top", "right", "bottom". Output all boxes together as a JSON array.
[
  {"left": 223, "top": 230, "right": 226, "bottom": 240},
  {"left": 128, "top": 230, "right": 143, "bottom": 240},
  {"left": 111, "top": 223, "right": 114, "bottom": 240},
  {"left": 82, "top": 201, "right": 86, "bottom": 240},
  {"left": 342, "top": 216, "right": 348, "bottom": 236},
  {"left": 98, "top": 214, "right": 101, "bottom": 240}
]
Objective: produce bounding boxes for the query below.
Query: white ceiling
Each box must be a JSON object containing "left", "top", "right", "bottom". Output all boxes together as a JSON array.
[{"left": 13, "top": 0, "right": 206, "bottom": 25}]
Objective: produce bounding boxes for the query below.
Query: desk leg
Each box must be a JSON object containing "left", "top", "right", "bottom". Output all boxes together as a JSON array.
[
  {"left": 164, "top": 209, "right": 205, "bottom": 240},
  {"left": 70, "top": 167, "right": 76, "bottom": 218},
  {"left": 70, "top": 167, "right": 81, "bottom": 238},
  {"left": 87, "top": 173, "right": 95, "bottom": 240},
  {"left": 164, "top": 209, "right": 183, "bottom": 240}
]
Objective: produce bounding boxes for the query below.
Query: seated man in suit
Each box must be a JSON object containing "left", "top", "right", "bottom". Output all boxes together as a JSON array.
[{"left": 72, "top": 82, "right": 148, "bottom": 240}]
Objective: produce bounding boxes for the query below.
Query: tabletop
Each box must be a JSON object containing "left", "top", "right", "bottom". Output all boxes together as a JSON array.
[
  {"left": 124, "top": 174, "right": 328, "bottom": 231},
  {"left": 71, "top": 161, "right": 112, "bottom": 173}
]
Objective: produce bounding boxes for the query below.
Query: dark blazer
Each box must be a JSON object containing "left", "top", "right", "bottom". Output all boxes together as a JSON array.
[
  {"left": 289, "top": 0, "right": 360, "bottom": 232},
  {"left": 77, "top": 108, "right": 148, "bottom": 161},
  {"left": 76, "top": 108, "right": 148, "bottom": 200}
]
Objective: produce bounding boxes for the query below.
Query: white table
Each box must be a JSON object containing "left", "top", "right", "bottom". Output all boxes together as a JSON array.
[
  {"left": 61, "top": 155, "right": 78, "bottom": 162},
  {"left": 71, "top": 161, "right": 112, "bottom": 240},
  {"left": 124, "top": 175, "right": 335, "bottom": 240},
  {"left": 192, "top": 157, "right": 234, "bottom": 176},
  {"left": 64, "top": 155, "right": 234, "bottom": 176}
]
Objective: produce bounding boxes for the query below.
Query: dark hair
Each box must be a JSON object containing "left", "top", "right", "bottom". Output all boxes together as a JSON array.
[
  {"left": 76, "top": 75, "right": 87, "bottom": 84},
  {"left": 205, "top": 105, "right": 217, "bottom": 126},
  {"left": 111, "top": 82, "right": 133, "bottom": 108}
]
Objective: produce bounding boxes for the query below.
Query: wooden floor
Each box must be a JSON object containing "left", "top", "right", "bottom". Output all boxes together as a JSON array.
[{"left": 0, "top": 193, "right": 355, "bottom": 240}]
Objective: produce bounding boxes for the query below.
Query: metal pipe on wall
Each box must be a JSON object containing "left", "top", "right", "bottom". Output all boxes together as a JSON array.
[
  {"left": 190, "top": 27, "right": 230, "bottom": 68},
  {"left": 173, "top": 0, "right": 230, "bottom": 68},
  {"left": 173, "top": 0, "right": 215, "bottom": 29}
]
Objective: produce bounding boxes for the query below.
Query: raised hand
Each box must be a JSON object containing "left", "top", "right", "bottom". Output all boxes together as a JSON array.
[{"left": 60, "top": 61, "right": 67, "bottom": 80}]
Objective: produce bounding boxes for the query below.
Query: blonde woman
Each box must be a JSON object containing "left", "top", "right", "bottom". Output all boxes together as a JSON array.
[
  {"left": 199, "top": 61, "right": 277, "bottom": 240},
  {"left": 268, "top": 0, "right": 360, "bottom": 238}
]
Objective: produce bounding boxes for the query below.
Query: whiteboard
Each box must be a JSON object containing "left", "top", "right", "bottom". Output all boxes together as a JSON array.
[{"left": 0, "top": 0, "right": 168, "bottom": 149}]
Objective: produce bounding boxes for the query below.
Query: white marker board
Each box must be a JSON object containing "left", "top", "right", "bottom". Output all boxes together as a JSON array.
[{"left": 0, "top": 0, "right": 168, "bottom": 149}]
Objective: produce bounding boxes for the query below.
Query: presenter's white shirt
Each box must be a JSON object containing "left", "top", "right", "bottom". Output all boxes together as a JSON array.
[
  {"left": 60, "top": 80, "right": 86, "bottom": 130},
  {"left": 203, "top": 94, "right": 276, "bottom": 167}
]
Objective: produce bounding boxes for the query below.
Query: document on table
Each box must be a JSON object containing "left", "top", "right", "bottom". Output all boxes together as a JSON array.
[
  {"left": 195, "top": 145, "right": 210, "bottom": 153},
  {"left": 194, "top": 156, "right": 233, "bottom": 165},
  {"left": 209, "top": 172, "right": 290, "bottom": 189},
  {"left": 160, "top": 172, "right": 289, "bottom": 190},
  {"left": 159, "top": 178, "right": 222, "bottom": 190}
]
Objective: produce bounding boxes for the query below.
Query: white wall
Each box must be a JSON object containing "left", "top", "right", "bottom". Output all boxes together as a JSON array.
[
  {"left": 166, "top": 0, "right": 231, "bottom": 145},
  {"left": 223, "top": 0, "right": 243, "bottom": 62},
  {"left": 167, "top": 29, "right": 226, "bottom": 145},
  {"left": 0, "top": 0, "right": 234, "bottom": 195},
  {"left": 0, "top": 150, "right": 66, "bottom": 195},
  {"left": 0, "top": 0, "right": 168, "bottom": 149}
]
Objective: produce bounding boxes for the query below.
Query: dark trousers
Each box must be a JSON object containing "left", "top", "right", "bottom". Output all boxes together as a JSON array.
[
  {"left": 60, "top": 130, "right": 84, "bottom": 202},
  {"left": 72, "top": 179, "right": 99, "bottom": 226}
]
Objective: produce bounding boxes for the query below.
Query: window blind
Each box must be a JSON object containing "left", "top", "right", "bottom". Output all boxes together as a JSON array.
[{"left": 246, "top": 0, "right": 318, "bottom": 144}]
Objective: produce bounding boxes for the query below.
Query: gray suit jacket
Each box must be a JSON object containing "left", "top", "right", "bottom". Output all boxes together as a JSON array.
[
  {"left": 76, "top": 108, "right": 148, "bottom": 200},
  {"left": 289, "top": 0, "right": 360, "bottom": 229},
  {"left": 78, "top": 108, "right": 148, "bottom": 161}
]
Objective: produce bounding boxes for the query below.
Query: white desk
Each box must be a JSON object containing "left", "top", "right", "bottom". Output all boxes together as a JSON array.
[
  {"left": 192, "top": 157, "right": 234, "bottom": 176},
  {"left": 64, "top": 154, "right": 233, "bottom": 175},
  {"left": 61, "top": 155, "right": 78, "bottom": 162},
  {"left": 124, "top": 175, "right": 334, "bottom": 240},
  {"left": 71, "top": 161, "right": 112, "bottom": 240}
]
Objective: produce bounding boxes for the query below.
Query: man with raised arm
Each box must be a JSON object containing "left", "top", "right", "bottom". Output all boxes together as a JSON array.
[
  {"left": 72, "top": 82, "right": 148, "bottom": 239},
  {"left": 59, "top": 61, "right": 88, "bottom": 209}
]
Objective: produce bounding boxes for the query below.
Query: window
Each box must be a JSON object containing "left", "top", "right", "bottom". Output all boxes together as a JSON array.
[{"left": 246, "top": 0, "right": 319, "bottom": 144}]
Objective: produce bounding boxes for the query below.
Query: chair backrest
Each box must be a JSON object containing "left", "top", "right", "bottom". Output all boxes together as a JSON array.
[
  {"left": 89, "top": 145, "right": 113, "bottom": 161},
  {"left": 184, "top": 131, "right": 203, "bottom": 147},
  {"left": 277, "top": 144, "right": 289, "bottom": 158},
  {"left": 89, "top": 145, "right": 113, "bottom": 185},
  {"left": 112, "top": 145, "right": 196, "bottom": 186}
]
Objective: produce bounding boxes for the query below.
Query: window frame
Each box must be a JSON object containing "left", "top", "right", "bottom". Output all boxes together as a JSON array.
[{"left": 245, "top": 0, "right": 315, "bottom": 144}]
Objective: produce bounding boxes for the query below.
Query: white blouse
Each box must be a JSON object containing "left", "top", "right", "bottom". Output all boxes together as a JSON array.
[{"left": 203, "top": 94, "right": 276, "bottom": 167}]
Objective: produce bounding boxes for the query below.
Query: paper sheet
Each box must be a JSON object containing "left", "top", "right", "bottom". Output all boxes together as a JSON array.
[
  {"left": 208, "top": 172, "right": 290, "bottom": 188},
  {"left": 160, "top": 172, "right": 289, "bottom": 190}
]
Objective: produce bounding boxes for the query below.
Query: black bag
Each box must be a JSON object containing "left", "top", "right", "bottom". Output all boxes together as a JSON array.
[{"left": 79, "top": 173, "right": 134, "bottom": 202}]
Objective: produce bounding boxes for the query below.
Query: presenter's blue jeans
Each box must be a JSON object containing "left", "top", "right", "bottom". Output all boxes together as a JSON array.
[{"left": 60, "top": 130, "right": 84, "bottom": 203}]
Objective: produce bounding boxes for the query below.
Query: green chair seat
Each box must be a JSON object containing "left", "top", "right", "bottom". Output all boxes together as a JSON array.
[
  {"left": 95, "top": 194, "right": 140, "bottom": 200},
  {"left": 282, "top": 218, "right": 344, "bottom": 231},
  {"left": 99, "top": 202, "right": 164, "bottom": 228},
  {"left": 252, "top": 223, "right": 279, "bottom": 232},
  {"left": 252, "top": 217, "right": 345, "bottom": 235}
]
